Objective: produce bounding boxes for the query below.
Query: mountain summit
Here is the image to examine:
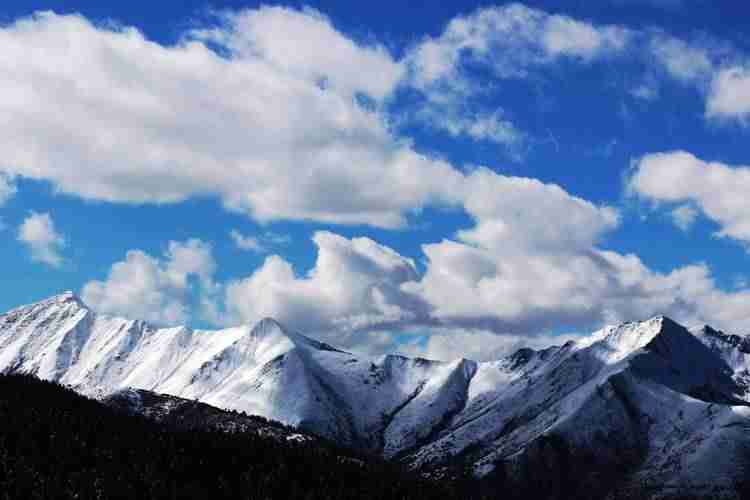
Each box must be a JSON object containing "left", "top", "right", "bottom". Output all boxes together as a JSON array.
[{"left": 2, "top": 294, "right": 750, "bottom": 498}]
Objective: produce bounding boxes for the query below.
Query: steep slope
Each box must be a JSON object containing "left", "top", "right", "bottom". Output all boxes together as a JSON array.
[
  {"left": 3, "top": 293, "right": 750, "bottom": 498},
  {"left": 407, "top": 317, "right": 750, "bottom": 499},
  {"left": 0, "top": 293, "right": 477, "bottom": 453},
  {"left": 692, "top": 324, "right": 750, "bottom": 400}
]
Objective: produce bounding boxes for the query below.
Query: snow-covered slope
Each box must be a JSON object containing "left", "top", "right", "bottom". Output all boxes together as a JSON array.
[
  {"left": 2, "top": 293, "right": 750, "bottom": 498},
  {"left": 104, "top": 387, "right": 315, "bottom": 444},
  {"left": 0, "top": 292, "right": 475, "bottom": 452},
  {"left": 406, "top": 316, "right": 750, "bottom": 499},
  {"left": 692, "top": 324, "right": 750, "bottom": 400}
]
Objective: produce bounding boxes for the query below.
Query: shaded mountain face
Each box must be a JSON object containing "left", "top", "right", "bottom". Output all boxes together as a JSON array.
[
  {"left": 2, "top": 293, "right": 750, "bottom": 499},
  {"left": 0, "top": 374, "right": 463, "bottom": 500}
]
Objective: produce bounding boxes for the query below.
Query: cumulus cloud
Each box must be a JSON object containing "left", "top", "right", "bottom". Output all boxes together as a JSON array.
[
  {"left": 4, "top": 6, "right": 749, "bottom": 357},
  {"left": 0, "top": 5, "right": 746, "bottom": 227},
  {"left": 407, "top": 234, "right": 749, "bottom": 338},
  {"left": 195, "top": 6, "right": 403, "bottom": 100},
  {"left": 629, "top": 151, "right": 750, "bottom": 246},
  {"left": 223, "top": 231, "right": 426, "bottom": 338},
  {"left": 0, "top": 9, "right": 464, "bottom": 228},
  {"left": 82, "top": 239, "right": 216, "bottom": 324},
  {"left": 17, "top": 212, "right": 65, "bottom": 267},
  {"left": 457, "top": 168, "right": 620, "bottom": 253},
  {"left": 397, "top": 329, "right": 583, "bottom": 362},
  {"left": 217, "top": 171, "right": 750, "bottom": 350},
  {"left": 218, "top": 169, "right": 625, "bottom": 339},
  {"left": 402, "top": 171, "right": 630, "bottom": 333},
  {"left": 74, "top": 171, "right": 750, "bottom": 358},
  {"left": 707, "top": 66, "right": 750, "bottom": 123}
]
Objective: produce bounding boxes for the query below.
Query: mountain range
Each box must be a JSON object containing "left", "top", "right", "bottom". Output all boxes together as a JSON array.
[{"left": 2, "top": 292, "right": 750, "bottom": 499}]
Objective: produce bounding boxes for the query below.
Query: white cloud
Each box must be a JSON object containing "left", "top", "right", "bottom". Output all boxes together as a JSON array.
[
  {"left": 214, "top": 230, "right": 750, "bottom": 359},
  {"left": 707, "top": 66, "right": 750, "bottom": 123},
  {"left": 629, "top": 151, "right": 750, "bottom": 246},
  {"left": 223, "top": 231, "right": 425, "bottom": 337},
  {"left": 17, "top": 211, "right": 65, "bottom": 267},
  {"left": 230, "top": 229, "right": 290, "bottom": 253},
  {"left": 397, "top": 329, "right": 583, "bottom": 362},
  {"left": 542, "top": 15, "right": 628, "bottom": 59},
  {"left": 0, "top": 9, "right": 464, "bottom": 229},
  {"left": 407, "top": 4, "right": 630, "bottom": 90},
  {"left": 671, "top": 205, "right": 699, "bottom": 232},
  {"left": 649, "top": 36, "right": 714, "bottom": 84},
  {"left": 70, "top": 163, "right": 750, "bottom": 358},
  {"left": 4, "top": 7, "right": 749, "bottom": 357},
  {"left": 403, "top": 4, "right": 629, "bottom": 152},
  {"left": 1, "top": 6, "right": 744, "bottom": 231},
  {"left": 461, "top": 112, "right": 524, "bottom": 145},
  {"left": 196, "top": 6, "right": 403, "bottom": 100},
  {"left": 220, "top": 171, "right": 625, "bottom": 339},
  {"left": 406, "top": 4, "right": 750, "bottom": 133},
  {"left": 457, "top": 168, "right": 620, "bottom": 253},
  {"left": 82, "top": 239, "right": 215, "bottom": 324},
  {"left": 418, "top": 108, "right": 526, "bottom": 153},
  {"left": 217, "top": 170, "right": 750, "bottom": 349},
  {"left": 407, "top": 232, "right": 750, "bottom": 338},
  {"left": 0, "top": 174, "right": 16, "bottom": 206},
  {"left": 645, "top": 35, "right": 750, "bottom": 123}
]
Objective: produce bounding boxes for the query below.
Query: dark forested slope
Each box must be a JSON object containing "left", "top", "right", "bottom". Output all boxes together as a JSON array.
[{"left": 0, "top": 374, "right": 473, "bottom": 500}]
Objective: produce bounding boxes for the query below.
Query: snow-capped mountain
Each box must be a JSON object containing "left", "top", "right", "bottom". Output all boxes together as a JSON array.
[
  {"left": 0, "top": 292, "right": 475, "bottom": 453},
  {"left": 2, "top": 292, "right": 750, "bottom": 499}
]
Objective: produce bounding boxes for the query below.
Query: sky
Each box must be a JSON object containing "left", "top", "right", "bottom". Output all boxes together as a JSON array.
[{"left": 2, "top": 0, "right": 750, "bottom": 361}]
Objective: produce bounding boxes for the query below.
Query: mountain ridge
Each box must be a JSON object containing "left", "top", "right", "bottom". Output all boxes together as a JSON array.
[{"left": 3, "top": 292, "right": 750, "bottom": 499}]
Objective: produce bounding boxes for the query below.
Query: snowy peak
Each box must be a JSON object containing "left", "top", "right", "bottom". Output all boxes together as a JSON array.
[
  {"left": 582, "top": 315, "right": 713, "bottom": 368},
  {"left": 0, "top": 292, "right": 94, "bottom": 381},
  {"left": 37, "top": 291, "right": 89, "bottom": 315},
  {"left": 4, "top": 293, "right": 750, "bottom": 497},
  {"left": 615, "top": 316, "right": 722, "bottom": 364},
  {"left": 693, "top": 324, "right": 750, "bottom": 353},
  {"left": 246, "top": 317, "right": 345, "bottom": 354},
  {"left": 578, "top": 316, "right": 745, "bottom": 404},
  {"left": 250, "top": 317, "right": 288, "bottom": 339},
  {"left": 598, "top": 315, "right": 671, "bottom": 351},
  {"left": 242, "top": 317, "right": 298, "bottom": 355},
  {"left": 54, "top": 290, "right": 85, "bottom": 305},
  {"left": 1, "top": 291, "right": 86, "bottom": 322},
  {"left": 640, "top": 315, "right": 708, "bottom": 359}
]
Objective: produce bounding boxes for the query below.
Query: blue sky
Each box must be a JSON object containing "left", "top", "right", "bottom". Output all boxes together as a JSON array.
[{"left": 2, "top": 0, "right": 750, "bottom": 360}]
